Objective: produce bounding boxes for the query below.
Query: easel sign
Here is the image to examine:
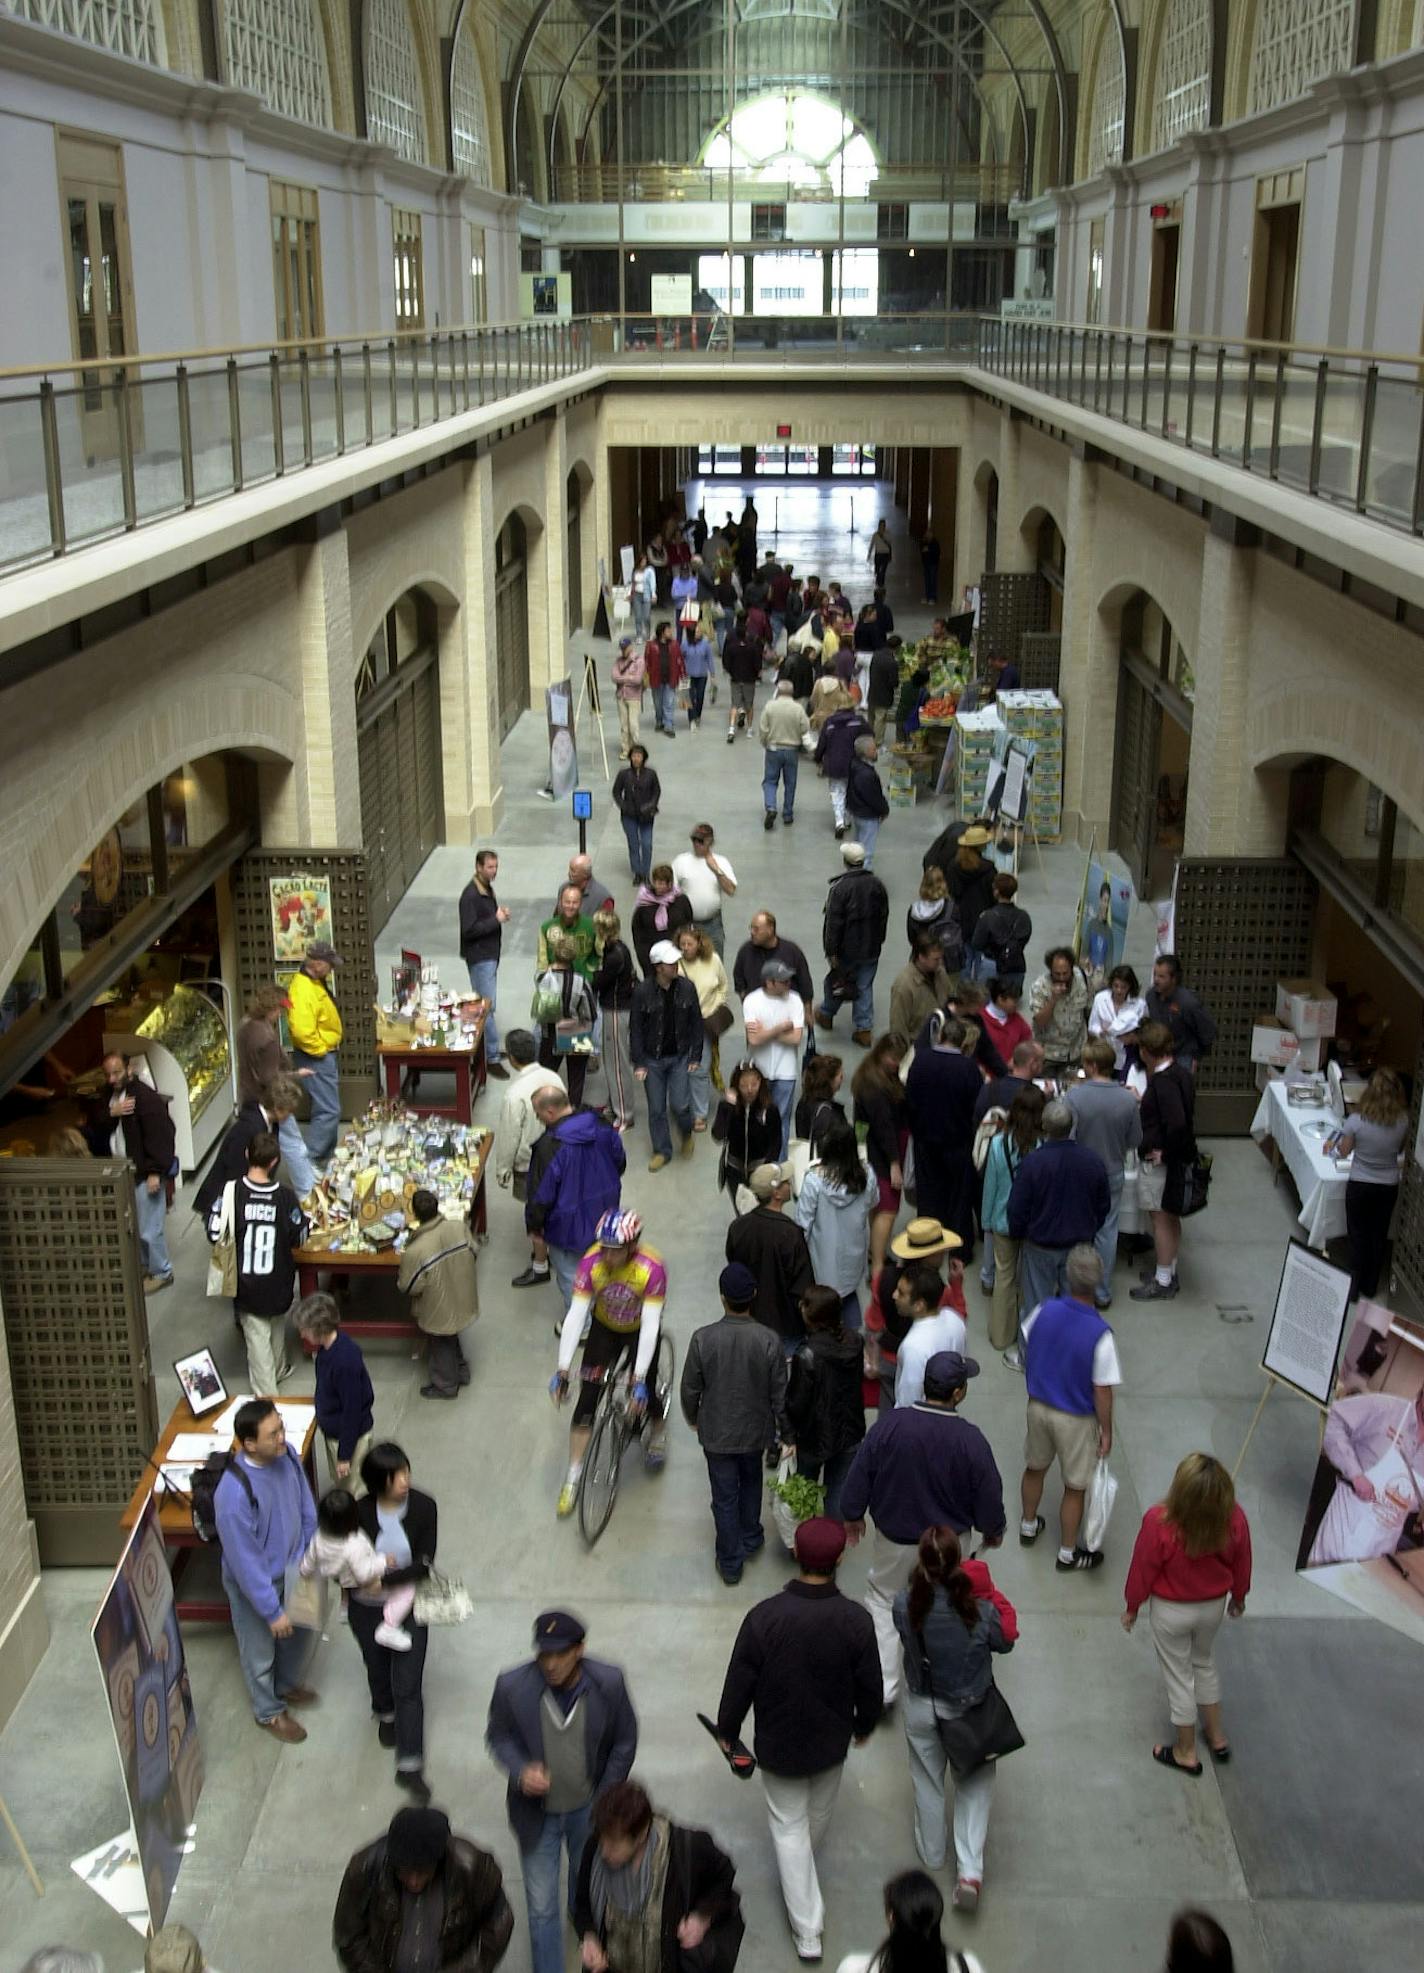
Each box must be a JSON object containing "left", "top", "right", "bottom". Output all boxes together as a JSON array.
[{"left": 1235, "top": 1240, "right": 1352, "bottom": 1475}]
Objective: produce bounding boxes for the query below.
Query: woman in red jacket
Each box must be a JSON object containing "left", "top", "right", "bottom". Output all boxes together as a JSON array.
[{"left": 1122, "top": 1452, "right": 1251, "bottom": 1775}]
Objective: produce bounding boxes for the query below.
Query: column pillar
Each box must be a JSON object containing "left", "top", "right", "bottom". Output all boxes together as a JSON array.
[
  {"left": 459, "top": 450, "right": 504, "bottom": 835},
  {"left": 0, "top": 1287, "right": 47, "bottom": 1732},
  {"left": 262, "top": 512, "right": 360, "bottom": 845},
  {"left": 952, "top": 448, "right": 987, "bottom": 603},
  {"left": 533, "top": 408, "right": 568, "bottom": 694},
  {"left": 994, "top": 408, "right": 1035, "bottom": 572},
  {"left": 1058, "top": 447, "right": 1116, "bottom": 846},
  {"left": 1184, "top": 518, "right": 1284, "bottom": 854}
]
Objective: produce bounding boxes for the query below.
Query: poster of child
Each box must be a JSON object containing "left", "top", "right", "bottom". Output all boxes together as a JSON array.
[
  {"left": 1076, "top": 860, "right": 1134, "bottom": 979},
  {"left": 269, "top": 875, "right": 333, "bottom": 963}
]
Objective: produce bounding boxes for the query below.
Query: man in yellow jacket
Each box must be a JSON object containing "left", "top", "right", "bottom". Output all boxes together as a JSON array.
[{"left": 288, "top": 939, "right": 344, "bottom": 1161}]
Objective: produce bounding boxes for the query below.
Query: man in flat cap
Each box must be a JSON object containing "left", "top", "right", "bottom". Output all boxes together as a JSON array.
[
  {"left": 334, "top": 1805, "right": 513, "bottom": 1973},
  {"left": 716, "top": 1518, "right": 881, "bottom": 1962},
  {"left": 486, "top": 1613, "right": 638, "bottom": 1973},
  {"left": 680, "top": 1263, "right": 791, "bottom": 1584}
]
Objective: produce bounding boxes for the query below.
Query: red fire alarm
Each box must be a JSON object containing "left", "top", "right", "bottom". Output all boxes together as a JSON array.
[
  {"left": 776, "top": 423, "right": 792, "bottom": 438},
  {"left": 1150, "top": 202, "right": 1171, "bottom": 220}
]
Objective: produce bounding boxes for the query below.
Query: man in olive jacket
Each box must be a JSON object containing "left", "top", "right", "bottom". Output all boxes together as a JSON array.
[
  {"left": 397, "top": 1189, "right": 479, "bottom": 1400},
  {"left": 333, "top": 1805, "right": 513, "bottom": 1973}
]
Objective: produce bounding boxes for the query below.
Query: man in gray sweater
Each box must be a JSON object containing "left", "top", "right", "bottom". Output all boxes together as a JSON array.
[
  {"left": 681, "top": 1263, "right": 789, "bottom": 1584},
  {"left": 1065, "top": 1038, "right": 1144, "bottom": 1308}
]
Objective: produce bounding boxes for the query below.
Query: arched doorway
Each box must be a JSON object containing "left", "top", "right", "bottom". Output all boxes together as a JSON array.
[
  {"left": 356, "top": 588, "right": 444, "bottom": 931},
  {"left": 1109, "top": 590, "right": 1194, "bottom": 896},
  {"left": 495, "top": 513, "right": 531, "bottom": 738},
  {"left": 566, "top": 467, "right": 583, "bottom": 634}
]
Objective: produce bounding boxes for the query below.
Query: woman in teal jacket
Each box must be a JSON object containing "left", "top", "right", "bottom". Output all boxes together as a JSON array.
[{"left": 980, "top": 1084, "right": 1044, "bottom": 1358}]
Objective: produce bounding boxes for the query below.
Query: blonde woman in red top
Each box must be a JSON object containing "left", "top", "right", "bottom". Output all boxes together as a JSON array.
[{"left": 1122, "top": 1452, "right": 1252, "bottom": 1775}]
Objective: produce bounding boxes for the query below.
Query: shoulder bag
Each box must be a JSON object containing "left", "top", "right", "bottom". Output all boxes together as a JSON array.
[
  {"left": 1179, "top": 1147, "right": 1213, "bottom": 1217},
  {"left": 912, "top": 1604, "right": 1024, "bottom": 1780},
  {"left": 206, "top": 1181, "right": 238, "bottom": 1299},
  {"left": 412, "top": 1566, "right": 474, "bottom": 1627}
]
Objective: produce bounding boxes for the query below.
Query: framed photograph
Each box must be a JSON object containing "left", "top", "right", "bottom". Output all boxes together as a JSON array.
[
  {"left": 269, "top": 874, "right": 332, "bottom": 963},
  {"left": 173, "top": 1347, "right": 227, "bottom": 1418}
]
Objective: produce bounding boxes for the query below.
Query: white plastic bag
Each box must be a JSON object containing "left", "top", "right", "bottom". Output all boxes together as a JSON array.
[
  {"left": 1081, "top": 1457, "right": 1119, "bottom": 1554},
  {"left": 769, "top": 1451, "right": 800, "bottom": 1552}
]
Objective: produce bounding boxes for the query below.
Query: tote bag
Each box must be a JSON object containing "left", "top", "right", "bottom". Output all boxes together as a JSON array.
[{"left": 206, "top": 1181, "right": 238, "bottom": 1299}]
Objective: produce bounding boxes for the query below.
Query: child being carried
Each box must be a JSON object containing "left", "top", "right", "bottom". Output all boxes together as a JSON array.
[{"left": 301, "top": 1486, "right": 415, "bottom": 1650}]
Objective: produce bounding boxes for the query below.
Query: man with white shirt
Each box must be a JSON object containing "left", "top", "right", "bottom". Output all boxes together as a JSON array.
[
  {"left": 1018, "top": 1246, "right": 1121, "bottom": 1572},
  {"left": 1065, "top": 1038, "right": 1143, "bottom": 1308},
  {"left": 893, "top": 1263, "right": 968, "bottom": 1406},
  {"left": 498, "top": 1030, "right": 566, "bottom": 1291},
  {"left": 742, "top": 960, "right": 805, "bottom": 1159},
  {"left": 672, "top": 823, "right": 737, "bottom": 957}
]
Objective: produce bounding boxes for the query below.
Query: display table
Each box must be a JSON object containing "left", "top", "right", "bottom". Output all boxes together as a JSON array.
[
  {"left": 120, "top": 1397, "right": 318, "bottom": 1624},
  {"left": 378, "top": 1011, "right": 487, "bottom": 1123},
  {"left": 1250, "top": 1078, "right": 1376, "bottom": 1250},
  {"left": 293, "top": 1132, "right": 491, "bottom": 1337}
]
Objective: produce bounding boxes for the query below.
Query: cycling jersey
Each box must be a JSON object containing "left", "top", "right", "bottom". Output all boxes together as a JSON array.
[{"left": 557, "top": 1244, "right": 666, "bottom": 1380}]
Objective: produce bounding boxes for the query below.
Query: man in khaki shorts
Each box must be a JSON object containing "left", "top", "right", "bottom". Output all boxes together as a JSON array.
[{"left": 1017, "top": 1245, "right": 1121, "bottom": 1572}]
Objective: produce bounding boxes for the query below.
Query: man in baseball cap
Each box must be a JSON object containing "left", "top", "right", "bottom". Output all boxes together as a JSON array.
[
  {"left": 629, "top": 934, "right": 705, "bottom": 1172},
  {"left": 486, "top": 1611, "right": 637, "bottom": 1973},
  {"left": 679, "top": 1263, "right": 790, "bottom": 1584},
  {"left": 289, "top": 939, "right": 345, "bottom": 1162},
  {"left": 716, "top": 1515, "right": 880, "bottom": 1959},
  {"left": 724, "top": 1161, "right": 814, "bottom": 1348}
]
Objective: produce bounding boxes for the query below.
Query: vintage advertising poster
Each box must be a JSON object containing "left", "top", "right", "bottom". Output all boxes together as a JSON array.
[
  {"left": 92, "top": 1494, "right": 204, "bottom": 1930},
  {"left": 269, "top": 875, "right": 332, "bottom": 962}
]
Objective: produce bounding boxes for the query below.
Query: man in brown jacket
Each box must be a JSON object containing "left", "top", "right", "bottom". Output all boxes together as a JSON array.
[
  {"left": 334, "top": 1804, "right": 513, "bottom": 1973},
  {"left": 887, "top": 932, "right": 953, "bottom": 1055},
  {"left": 397, "top": 1189, "right": 480, "bottom": 1400}
]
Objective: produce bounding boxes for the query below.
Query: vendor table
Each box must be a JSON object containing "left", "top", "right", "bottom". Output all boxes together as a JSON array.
[
  {"left": 292, "top": 1133, "right": 491, "bottom": 1336},
  {"left": 1249, "top": 1077, "right": 1384, "bottom": 1250},
  {"left": 120, "top": 1397, "right": 318, "bottom": 1624},
  {"left": 378, "top": 1010, "right": 487, "bottom": 1122}
]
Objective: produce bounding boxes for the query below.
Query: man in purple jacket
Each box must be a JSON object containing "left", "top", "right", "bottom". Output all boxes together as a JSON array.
[
  {"left": 524, "top": 1086, "right": 627, "bottom": 1313},
  {"left": 814, "top": 702, "right": 870, "bottom": 839},
  {"left": 214, "top": 1397, "right": 318, "bottom": 1743}
]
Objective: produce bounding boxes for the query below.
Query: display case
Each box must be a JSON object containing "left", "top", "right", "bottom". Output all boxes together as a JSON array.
[{"left": 106, "top": 983, "right": 235, "bottom": 1173}]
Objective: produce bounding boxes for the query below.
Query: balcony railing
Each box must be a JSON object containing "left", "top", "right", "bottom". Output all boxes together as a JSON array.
[
  {"left": 550, "top": 161, "right": 1023, "bottom": 206},
  {"left": 0, "top": 319, "right": 589, "bottom": 576},
  {"left": 978, "top": 319, "right": 1424, "bottom": 538}
]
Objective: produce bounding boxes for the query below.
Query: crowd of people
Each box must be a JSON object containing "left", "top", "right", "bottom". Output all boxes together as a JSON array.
[{"left": 34, "top": 521, "right": 1263, "bottom": 1973}]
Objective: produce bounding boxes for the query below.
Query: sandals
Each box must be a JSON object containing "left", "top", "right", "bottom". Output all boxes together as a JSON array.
[
  {"left": 1152, "top": 1744, "right": 1203, "bottom": 1777},
  {"left": 1207, "top": 1741, "right": 1232, "bottom": 1764}
]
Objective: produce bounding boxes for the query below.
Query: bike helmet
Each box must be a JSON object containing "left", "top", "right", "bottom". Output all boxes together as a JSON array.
[{"left": 596, "top": 1209, "right": 643, "bottom": 1247}]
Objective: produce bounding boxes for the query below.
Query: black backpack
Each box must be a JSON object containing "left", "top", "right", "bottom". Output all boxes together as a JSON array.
[{"left": 188, "top": 1450, "right": 254, "bottom": 1544}]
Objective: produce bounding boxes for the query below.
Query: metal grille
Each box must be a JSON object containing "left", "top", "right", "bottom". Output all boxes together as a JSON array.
[
  {"left": 977, "top": 570, "right": 1050, "bottom": 665},
  {"left": 1248, "top": 0, "right": 1356, "bottom": 114},
  {"left": 1392, "top": 1037, "right": 1424, "bottom": 1310},
  {"left": 231, "top": 849, "right": 378, "bottom": 1093},
  {"left": 1111, "top": 666, "right": 1159, "bottom": 896},
  {"left": 450, "top": 21, "right": 492, "bottom": 185},
  {"left": 1151, "top": 0, "right": 1213, "bottom": 152},
  {"left": 1087, "top": 15, "right": 1126, "bottom": 174},
  {"left": 365, "top": 0, "right": 427, "bottom": 164},
  {"left": 0, "top": 1158, "right": 157, "bottom": 1563},
  {"left": 1173, "top": 859, "right": 1316, "bottom": 1134},
  {"left": 1018, "top": 631, "right": 1062, "bottom": 693},
  {"left": 5, "top": 0, "right": 164, "bottom": 64},
  {"left": 222, "top": 0, "right": 332, "bottom": 129}
]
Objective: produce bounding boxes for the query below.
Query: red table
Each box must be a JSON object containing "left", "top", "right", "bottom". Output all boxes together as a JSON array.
[{"left": 378, "top": 1011, "right": 487, "bottom": 1123}]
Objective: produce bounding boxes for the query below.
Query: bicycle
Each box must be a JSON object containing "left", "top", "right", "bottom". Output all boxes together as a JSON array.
[{"left": 576, "top": 1333, "right": 676, "bottom": 1546}]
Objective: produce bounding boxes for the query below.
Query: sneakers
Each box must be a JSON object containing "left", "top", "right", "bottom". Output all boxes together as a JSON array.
[
  {"left": 395, "top": 1770, "right": 432, "bottom": 1805},
  {"left": 419, "top": 1383, "right": 457, "bottom": 1400},
  {"left": 764, "top": 811, "right": 776, "bottom": 831},
  {"left": 557, "top": 1481, "right": 578, "bottom": 1518},
  {"left": 1055, "top": 1547, "right": 1106, "bottom": 1571},
  {"left": 794, "top": 1938, "right": 823, "bottom": 1963},
  {"left": 783, "top": 814, "right": 794, "bottom": 826},
  {"left": 375, "top": 1622, "right": 413, "bottom": 1652},
  {"left": 648, "top": 1153, "right": 669, "bottom": 1172},
  {"left": 952, "top": 1880, "right": 981, "bottom": 1913},
  {"left": 679, "top": 1133, "right": 695, "bottom": 1159},
  {"left": 1130, "top": 1277, "right": 1180, "bottom": 1301},
  {"left": 486, "top": 1061, "right": 510, "bottom": 1081},
  {"left": 257, "top": 1712, "right": 306, "bottom": 1744},
  {"left": 511, "top": 1264, "right": 549, "bottom": 1289},
  {"left": 644, "top": 1427, "right": 667, "bottom": 1471},
  {"left": 1019, "top": 1515, "right": 1046, "bottom": 1546},
  {"left": 1002, "top": 1346, "right": 1024, "bottom": 1372},
  {"left": 143, "top": 1273, "right": 174, "bottom": 1294},
  {"left": 726, "top": 730, "right": 736, "bottom": 745},
  {"left": 833, "top": 824, "right": 847, "bottom": 840}
]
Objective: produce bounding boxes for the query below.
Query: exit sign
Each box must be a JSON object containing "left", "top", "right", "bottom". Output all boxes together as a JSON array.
[{"left": 775, "top": 424, "right": 792, "bottom": 438}]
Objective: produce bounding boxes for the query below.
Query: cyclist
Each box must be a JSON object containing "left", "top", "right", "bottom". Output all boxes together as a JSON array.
[{"left": 549, "top": 1209, "right": 668, "bottom": 1517}]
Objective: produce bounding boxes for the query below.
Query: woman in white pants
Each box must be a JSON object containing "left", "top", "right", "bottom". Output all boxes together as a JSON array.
[
  {"left": 1122, "top": 1453, "right": 1252, "bottom": 1774},
  {"left": 676, "top": 923, "right": 730, "bottom": 1128},
  {"left": 834, "top": 1869, "right": 985, "bottom": 1973},
  {"left": 892, "top": 1526, "right": 1018, "bottom": 1914}
]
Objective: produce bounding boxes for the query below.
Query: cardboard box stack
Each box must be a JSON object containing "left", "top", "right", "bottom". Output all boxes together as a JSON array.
[
  {"left": 1249, "top": 978, "right": 1338, "bottom": 1091},
  {"left": 997, "top": 689, "right": 1064, "bottom": 842},
  {"left": 954, "top": 705, "right": 1002, "bottom": 821}
]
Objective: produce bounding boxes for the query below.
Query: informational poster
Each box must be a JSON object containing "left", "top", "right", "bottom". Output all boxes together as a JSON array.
[
  {"left": 1000, "top": 745, "right": 1028, "bottom": 825},
  {"left": 519, "top": 271, "right": 572, "bottom": 320},
  {"left": 92, "top": 1494, "right": 203, "bottom": 1932},
  {"left": 650, "top": 273, "right": 693, "bottom": 314},
  {"left": 619, "top": 544, "right": 635, "bottom": 586},
  {"left": 546, "top": 680, "right": 578, "bottom": 797},
  {"left": 269, "top": 875, "right": 332, "bottom": 962},
  {"left": 1263, "top": 1241, "right": 1352, "bottom": 1407},
  {"left": 1077, "top": 859, "right": 1134, "bottom": 975},
  {"left": 1296, "top": 1306, "right": 1424, "bottom": 1648}
]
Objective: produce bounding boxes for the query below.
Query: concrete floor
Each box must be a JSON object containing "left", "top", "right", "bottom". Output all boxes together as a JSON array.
[{"left": 2, "top": 483, "right": 1419, "bottom": 1972}]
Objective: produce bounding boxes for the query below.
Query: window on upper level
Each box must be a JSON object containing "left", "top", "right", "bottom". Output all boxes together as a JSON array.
[
  {"left": 1151, "top": 0, "right": 1213, "bottom": 152},
  {"left": 1248, "top": 0, "right": 1357, "bottom": 114},
  {"left": 271, "top": 181, "right": 323, "bottom": 342},
  {"left": 366, "top": 0, "right": 427, "bottom": 164},
  {"left": 392, "top": 208, "right": 425, "bottom": 329},
  {"left": 5, "top": 0, "right": 164, "bottom": 64},
  {"left": 1088, "top": 20, "right": 1127, "bottom": 174},
  {"left": 223, "top": 0, "right": 332, "bottom": 129},
  {"left": 450, "top": 21, "right": 492, "bottom": 186},
  {"left": 702, "top": 91, "right": 878, "bottom": 200}
]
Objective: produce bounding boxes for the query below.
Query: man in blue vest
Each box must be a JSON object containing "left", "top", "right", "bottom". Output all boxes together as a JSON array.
[{"left": 1017, "top": 1245, "right": 1121, "bottom": 1573}]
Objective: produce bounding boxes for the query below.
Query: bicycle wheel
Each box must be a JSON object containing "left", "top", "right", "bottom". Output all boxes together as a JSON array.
[
  {"left": 651, "top": 1333, "right": 676, "bottom": 1420},
  {"left": 577, "top": 1391, "right": 626, "bottom": 1546}
]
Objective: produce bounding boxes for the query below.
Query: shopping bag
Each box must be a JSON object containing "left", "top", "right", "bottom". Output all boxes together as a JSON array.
[
  {"left": 1179, "top": 1150, "right": 1214, "bottom": 1218},
  {"left": 283, "top": 1565, "right": 328, "bottom": 1633},
  {"left": 768, "top": 1451, "right": 802, "bottom": 1552},
  {"left": 1081, "top": 1457, "right": 1119, "bottom": 1554},
  {"left": 206, "top": 1182, "right": 238, "bottom": 1299},
  {"left": 902, "top": 1139, "right": 917, "bottom": 1206},
  {"left": 412, "top": 1568, "right": 474, "bottom": 1628},
  {"left": 787, "top": 1137, "right": 813, "bottom": 1198},
  {"left": 554, "top": 1018, "right": 595, "bottom": 1057}
]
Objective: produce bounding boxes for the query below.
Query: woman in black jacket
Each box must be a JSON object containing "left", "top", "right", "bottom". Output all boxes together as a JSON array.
[
  {"left": 352, "top": 1442, "right": 439, "bottom": 1804},
  {"left": 575, "top": 1780, "right": 743, "bottom": 1973},
  {"left": 710, "top": 1060, "right": 782, "bottom": 1209},
  {"left": 787, "top": 1285, "right": 867, "bottom": 1520},
  {"left": 945, "top": 829, "right": 996, "bottom": 946},
  {"left": 611, "top": 745, "right": 661, "bottom": 885},
  {"left": 793, "top": 1052, "right": 846, "bottom": 1156},
  {"left": 591, "top": 907, "right": 637, "bottom": 1131},
  {"left": 852, "top": 1035, "right": 909, "bottom": 1277}
]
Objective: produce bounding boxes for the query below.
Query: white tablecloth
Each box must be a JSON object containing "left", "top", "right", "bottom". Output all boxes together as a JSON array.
[{"left": 1250, "top": 1078, "right": 1351, "bottom": 1249}]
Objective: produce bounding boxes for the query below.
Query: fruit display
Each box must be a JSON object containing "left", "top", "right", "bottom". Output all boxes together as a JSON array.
[{"left": 300, "top": 1100, "right": 491, "bottom": 1256}]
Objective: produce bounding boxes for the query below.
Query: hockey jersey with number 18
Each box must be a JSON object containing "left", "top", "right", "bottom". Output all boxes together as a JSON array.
[{"left": 209, "top": 1175, "right": 309, "bottom": 1316}]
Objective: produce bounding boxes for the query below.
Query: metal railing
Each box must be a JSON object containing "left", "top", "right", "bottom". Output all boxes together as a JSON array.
[
  {"left": 550, "top": 161, "right": 1023, "bottom": 205},
  {"left": 585, "top": 311, "right": 983, "bottom": 357},
  {"left": 978, "top": 319, "right": 1424, "bottom": 538},
  {"left": 0, "top": 319, "right": 589, "bottom": 575}
]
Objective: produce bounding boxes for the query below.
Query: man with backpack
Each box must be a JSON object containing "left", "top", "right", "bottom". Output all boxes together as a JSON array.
[
  {"left": 208, "top": 1130, "right": 308, "bottom": 1395},
  {"left": 970, "top": 871, "right": 1032, "bottom": 990},
  {"left": 211, "top": 1397, "right": 318, "bottom": 1743}
]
